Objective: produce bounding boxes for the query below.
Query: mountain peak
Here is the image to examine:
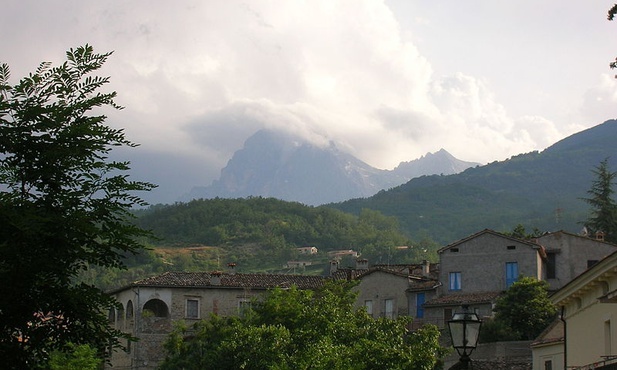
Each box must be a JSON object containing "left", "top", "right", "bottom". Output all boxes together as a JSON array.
[{"left": 182, "top": 130, "right": 477, "bottom": 205}]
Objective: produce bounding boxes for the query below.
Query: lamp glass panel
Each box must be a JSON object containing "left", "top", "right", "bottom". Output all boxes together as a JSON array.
[
  {"left": 449, "top": 321, "right": 465, "bottom": 348},
  {"left": 464, "top": 321, "right": 481, "bottom": 348}
]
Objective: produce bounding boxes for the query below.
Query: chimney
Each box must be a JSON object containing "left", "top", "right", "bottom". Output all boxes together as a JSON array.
[
  {"left": 356, "top": 258, "right": 369, "bottom": 270},
  {"left": 422, "top": 260, "right": 430, "bottom": 277},
  {"left": 329, "top": 260, "right": 339, "bottom": 275},
  {"left": 227, "top": 262, "right": 237, "bottom": 274},
  {"left": 210, "top": 271, "right": 222, "bottom": 286}
]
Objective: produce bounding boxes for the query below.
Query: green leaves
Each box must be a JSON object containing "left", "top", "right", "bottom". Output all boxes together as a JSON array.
[
  {"left": 0, "top": 45, "right": 153, "bottom": 368},
  {"left": 488, "top": 277, "right": 557, "bottom": 341},
  {"left": 161, "top": 282, "right": 446, "bottom": 370},
  {"left": 580, "top": 158, "right": 617, "bottom": 243}
]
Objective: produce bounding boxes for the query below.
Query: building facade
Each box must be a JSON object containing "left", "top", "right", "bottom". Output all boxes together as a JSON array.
[{"left": 107, "top": 271, "right": 324, "bottom": 369}]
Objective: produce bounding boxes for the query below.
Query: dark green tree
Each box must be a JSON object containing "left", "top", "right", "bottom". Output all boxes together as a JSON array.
[
  {"left": 503, "top": 224, "right": 542, "bottom": 240},
  {"left": 581, "top": 159, "right": 617, "bottom": 243},
  {"left": 488, "top": 277, "right": 557, "bottom": 341},
  {"left": 0, "top": 45, "right": 154, "bottom": 367},
  {"left": 161, "top": 281, "right": 446, "bottom": 370}
]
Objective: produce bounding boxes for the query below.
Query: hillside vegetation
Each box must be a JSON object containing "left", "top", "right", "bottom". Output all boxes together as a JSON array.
[
  {"left": 332, "top": 120, "right": 617, "bottom": 244},
  {"left": 86, "top": 197, "right": 439, "bottom": 290}
]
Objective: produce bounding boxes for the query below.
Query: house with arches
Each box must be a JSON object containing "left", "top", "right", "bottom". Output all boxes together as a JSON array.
[{"left": 106, "top": 270, "right": 324, "bottom": 369}]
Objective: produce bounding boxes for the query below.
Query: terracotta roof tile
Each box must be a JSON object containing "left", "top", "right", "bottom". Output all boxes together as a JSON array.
[{"left": 113, "top": 271, "right": 325, "bottom": 292}]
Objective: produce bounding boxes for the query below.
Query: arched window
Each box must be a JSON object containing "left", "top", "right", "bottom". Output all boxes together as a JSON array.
[
  {"left": 126, "top": 300, "right": 134, "bottom": 320},
  {"left": 108, "top": 307, "right": 116, "bottom": 323},
  {"left": 143, "top": 299, "right": 169, "bottom": 318},
  {"left": 117, "top": 303, "right": 125, "bottom": 322}
]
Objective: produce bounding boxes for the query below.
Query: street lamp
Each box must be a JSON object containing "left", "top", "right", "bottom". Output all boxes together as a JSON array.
[{"left": 448, "top": 305, "right": 482, "bottom": 369}]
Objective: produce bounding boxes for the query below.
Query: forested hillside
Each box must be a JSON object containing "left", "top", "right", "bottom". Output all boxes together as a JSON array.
[
  {"left": 135, "top": 197, "right": 438, "bottom": 264},
  {"left": 333, "top": 120, "right": 617, "bottom": 244},
  {"left": 85, "top": 198, "right": 439, "bottom": 290}
]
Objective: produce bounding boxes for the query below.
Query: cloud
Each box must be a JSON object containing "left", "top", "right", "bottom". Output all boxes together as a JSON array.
[{"left": 1, "top": 0, "right": 613, "bottom": 203}]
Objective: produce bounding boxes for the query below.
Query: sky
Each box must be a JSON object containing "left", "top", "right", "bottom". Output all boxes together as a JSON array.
[{"left": 2, "top": 1, "right": 617, "bottom": 204}]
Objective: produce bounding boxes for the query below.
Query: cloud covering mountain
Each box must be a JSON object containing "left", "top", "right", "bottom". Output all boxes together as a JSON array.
[{"left": 183, "top": 129, "right": 478, "bottom": 205}]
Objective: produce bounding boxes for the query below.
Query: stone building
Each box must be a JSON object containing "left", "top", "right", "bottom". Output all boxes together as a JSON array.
[
  {"left": 423, "top": 229, "right": 617, "bottom": 329},
  {"left": 106, "top": 270, "right": 324, "bottom": 369}
]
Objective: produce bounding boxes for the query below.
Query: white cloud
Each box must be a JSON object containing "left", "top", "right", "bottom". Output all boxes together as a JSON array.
[{"left": 1, "top": 0, "right": 614, "bottom": 202}]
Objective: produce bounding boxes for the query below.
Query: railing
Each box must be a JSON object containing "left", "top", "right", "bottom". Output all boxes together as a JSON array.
[{"left": 570, "top": 355, "right": 617, "bottom": 370}]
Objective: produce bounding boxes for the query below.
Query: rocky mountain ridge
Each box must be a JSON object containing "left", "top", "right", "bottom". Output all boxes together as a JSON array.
[{"left": 182, "top": 129, "right": 479, "bottom": 205}]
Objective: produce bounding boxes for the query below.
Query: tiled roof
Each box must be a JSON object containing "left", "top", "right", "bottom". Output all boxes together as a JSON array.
[
  {"left": 530, "top": 318, "right": 564, "bottom": 347},
  {"left": 424, "top": 291, "right": 502, "bottom": 306},
  {"left": 110, "top": 271, "right": 325, "bottom": 293},
  {"left": 438, "top": 229, "right": 540, "bottom": 254},
  {"left": 407, "top": 278, "right": 441, "bottom": 291}
]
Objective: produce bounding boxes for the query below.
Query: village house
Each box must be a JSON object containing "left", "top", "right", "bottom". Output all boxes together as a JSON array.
[
  {"left": 329, "top": 259, "right": 440, "bottom": 325},
  {"left": 532, "top": 249, "right": 617, "bottom": 370},
  {"left": 422, "top": 229, "right": 617, "bottom": 329},
  {"left": 106, "top": 269, "right": 324, "bottom": 370},
  {"left": 105, "top": 229, "right": 616, "bottom": 369}
]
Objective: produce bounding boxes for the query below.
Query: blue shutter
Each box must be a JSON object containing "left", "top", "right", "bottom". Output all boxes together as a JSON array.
[
  {"left": 416, "top": 293, "right": 425, "bottom": 318},
  {"left": 506, "top": 262, "right": 518, "bottom": 288}
]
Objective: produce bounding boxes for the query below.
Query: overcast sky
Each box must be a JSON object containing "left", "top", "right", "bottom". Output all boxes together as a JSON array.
[{"left": 2, "top": 1, "right": 616, "bottom": 204}]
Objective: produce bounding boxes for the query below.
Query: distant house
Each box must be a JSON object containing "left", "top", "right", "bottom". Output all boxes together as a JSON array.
[
  {"left": 330, "top": 259, "right": 440, "bottom": 325},
  {"left": 296, "top": 245, "right": 318, "bottom": 255},
  {"left": 327, "top": 249, "right": 359, "bottom": 259},
  {"left": 285, "top": 260, "right": 312, "bottom": 268},
  {"left": 106, "top": 270, "right": 324, "bottom": 370}
]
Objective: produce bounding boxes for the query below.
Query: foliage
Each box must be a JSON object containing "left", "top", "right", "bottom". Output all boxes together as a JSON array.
[
  {"left": 333, "top": 120, "right": 617, "bottom": 244},
  {"left": 580, "top": 158, "right": 617, "bottom": 243},
  {"left": 0, "top": 45, "right": 154, "bottom": 367},
  {"left": 502, "top": 224, "right": 543, "bottom": 239},
  {"left": 48, "top": 343, "right": 102, "bottom": 370},
  {"left": 488, "top": 277, "right": 557, "bottom": 341},
  {"left": 609, "top": 4, "right": 617, "bottom": 74},
  {"left": 160, "top": 281, "right": 446, "bottom": 370},
  {"left": 131, "top": 198, "right": 437, "bottom": 273}
]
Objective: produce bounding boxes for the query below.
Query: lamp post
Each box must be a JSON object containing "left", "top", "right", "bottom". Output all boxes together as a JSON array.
[{"left": 448, "top": 305, "right": 482, "bottom": 369}]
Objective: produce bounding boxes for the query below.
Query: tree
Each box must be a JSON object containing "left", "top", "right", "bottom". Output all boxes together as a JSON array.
[
  {"left": 0, "top": 45, "right": 154, "bottom": 368},
  {"left": 487, "top": 277, "right": 557, "bottom": 341},
  {"left": 581, "top": 158, "right": 617, "bottom": 243},
  {"left": 502, "top": 224, "right": 542, "bottom": 240},
  {"left": 160, "top": 281, "right": 446, "bottom": 370},
  {"left": 48, "top": 343, "right": 102, "bottom": 370}
]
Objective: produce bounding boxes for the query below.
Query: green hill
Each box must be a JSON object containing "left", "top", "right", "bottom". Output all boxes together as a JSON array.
[{"left": 331, "top": 120, "right": 617, "bottom": 244}]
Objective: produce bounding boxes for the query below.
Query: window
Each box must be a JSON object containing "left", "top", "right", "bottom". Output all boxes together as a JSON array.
[
  {"left": 450, "top": 248, "right": 459, "bottom": 253},
  {"left": 364, "top": 300, "right": 373, "bottom": 315},
  {"left": 544, "top": 360, "right": 552, "bottom": 370},
  {"left": 507, "top": 245, "right": 516, "bottom": 250},
  {"left": 384, "top": 299, "right": 394, "bottom": 319},
  {"left": 546, "top": 252, "right": 556, "bottom": 279},
  {"left": 143, "top": 299, "right": 169, "bottom": 317},
  {"left": 606, "top": 320, "right": 612, "bottom": 355},
  {"left": 449, "top": 272, "right": 461, "bottom": 291},
  {"left": 238, "top": 300, "right": 252, "bottom": 317},
  {"left": 126, "top": 300, "right": 134, "bottom": 320},
  {"left": 506, "top": 262, "right": 518, "bottom": 288},
  {"left": 186, "top": 299, "right": 199, "bottom": 319},
  {"left": 416, "top": 293, "right": 425, "bottom": 319},
  {"left": 444, "top": 308, "right": 453, "bottom": 326}
]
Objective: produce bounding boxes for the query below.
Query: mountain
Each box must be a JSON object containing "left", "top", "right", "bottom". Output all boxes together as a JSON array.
[
  {"left": 182, "top": 129, "right": 479, "bottom": 205},
  {"left": 331, "top": 120, "right": 617, "bottom": 244}
]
